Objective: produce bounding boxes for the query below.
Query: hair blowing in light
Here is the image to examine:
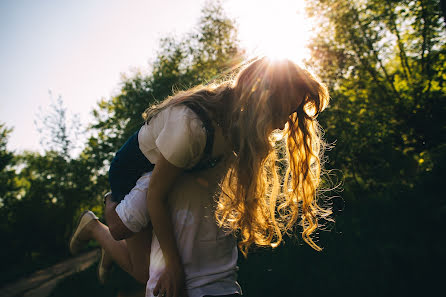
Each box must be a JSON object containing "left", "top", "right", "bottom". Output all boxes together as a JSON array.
[{"left": 143, "top": 57, "right": 332, "bottom": 256}]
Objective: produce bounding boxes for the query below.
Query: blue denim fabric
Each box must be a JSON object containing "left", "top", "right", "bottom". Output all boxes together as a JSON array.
[{"left": 108, "top": 131, "right": 154, "bottom": 202}]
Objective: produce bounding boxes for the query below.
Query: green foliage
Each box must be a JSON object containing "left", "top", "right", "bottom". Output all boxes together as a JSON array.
[
  {"left": 1, "top": 0, "right": 244, "bottom": 287},
  {"left": 84, "top": 0, "right": 244, "bottom": 197},
  {"left": 0, "top": 124, "right": 19, "bottom": 206},
  {"left": 0, "top": 102, "right": 100, "bottom": 284},
  {"left": 307, "top": 0, "right": 446, "bottom": 189},
  {"left": 35, "top": 93, "right": 82, "bottom": 160},
  {"left": 291, "top": 0, "right": 446, "bottom": 294}
]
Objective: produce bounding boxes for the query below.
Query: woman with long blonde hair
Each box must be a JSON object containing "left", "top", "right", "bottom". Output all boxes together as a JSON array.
[{"left": 69, "top": 57, "right": 331, "bottom": 297}]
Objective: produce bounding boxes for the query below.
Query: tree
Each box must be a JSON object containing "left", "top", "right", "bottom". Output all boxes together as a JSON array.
[
  {"left": 35, "top": 92, "right": 82, "bottom": 160},
  {"left": 83, "top": 1, "right": 245, "bottom": 197},
  {"left": 306, "top": 0, "right": 446, "bottom": 189},
  {"left": 0, "top": 101, "right": 99, "bottom": 284},
  {"left": 0, "top": 124, "right": 19, "bottom": 206},
  {"left": 1, "top": 0, "right": 245, "bottom": 287},
  {"left": 294, "top": 0, "right": 446, "bottom": 294}
]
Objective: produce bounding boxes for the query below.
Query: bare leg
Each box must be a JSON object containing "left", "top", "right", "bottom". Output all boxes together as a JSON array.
[
  {"left": 104, "top": 194, "right": 153, "bottom": 283},
  {"left": 81, "top": 220, "right": 152, "bottom": 284},
  {"left": 125, "top": 227, "right": 152, "bottom": 283}
]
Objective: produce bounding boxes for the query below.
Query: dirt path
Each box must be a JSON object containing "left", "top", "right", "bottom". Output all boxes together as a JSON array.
[{"left": 0, "top": 249, "right": 99, "bottom": 297}]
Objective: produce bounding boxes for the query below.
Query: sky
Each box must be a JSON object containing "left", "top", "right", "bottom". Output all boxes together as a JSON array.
[{"left": 0, "top": 0, "right": 311, "bottom": 154}]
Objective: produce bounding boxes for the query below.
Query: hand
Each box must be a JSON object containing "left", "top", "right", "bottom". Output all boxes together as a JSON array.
[{"left": 153, "top": 263, "right": 188, "bottom": 297}]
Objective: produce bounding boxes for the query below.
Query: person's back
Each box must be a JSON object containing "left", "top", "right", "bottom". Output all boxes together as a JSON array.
[
  {"left": 118, "top": 121, "right": 242, "bottom": 297},
  {"left": 147, "top": 162, "right": 242, "bottom": 297}
]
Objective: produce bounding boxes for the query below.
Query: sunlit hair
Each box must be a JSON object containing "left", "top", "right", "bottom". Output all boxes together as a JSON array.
[{"left": 142, "top": 57, "right": 331, "bottom": 256}]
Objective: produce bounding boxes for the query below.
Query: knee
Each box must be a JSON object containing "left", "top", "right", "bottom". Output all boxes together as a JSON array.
[
  {"left": 107, "top": 214, "right": 133, "bottom": 241},
  {"left": 109, "top": 223, "right": 128, "bottom": 241},
  {"left": 105, "top": 202, "right": 133, "bottom": 241}
]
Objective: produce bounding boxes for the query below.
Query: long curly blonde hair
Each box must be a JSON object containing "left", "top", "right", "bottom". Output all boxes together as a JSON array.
[{"left": 143, "top": 57, "right": 331, "bottom": 256}]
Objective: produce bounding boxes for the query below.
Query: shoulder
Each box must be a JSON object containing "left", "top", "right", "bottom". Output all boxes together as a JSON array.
[
  {"left": 165, "top": 104, "right": 206, "bottom": 136},
  {"left": 152, "top": 104, "right": 207, "bottom": 169},
  {"left": 154, "top": 104, "right": 202, "bottom": 124}
]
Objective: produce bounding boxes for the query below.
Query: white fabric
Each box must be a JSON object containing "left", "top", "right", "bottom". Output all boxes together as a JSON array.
[
  {"left": 115, "top": 168, "right": 242, "bottom": 297},
  {"left": 138, "top": 105, "right": 207, "bottom": 169},
  {"left": 147, "top": 170, "right": 242, "bottom": 297},
  {"left": 115, "top": 172, "right": 152, "bottom": 233}
]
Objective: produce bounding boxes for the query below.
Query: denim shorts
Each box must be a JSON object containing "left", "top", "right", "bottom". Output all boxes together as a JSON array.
[{"left": 108, "top": 131, "right": 154, "bottom": 202}]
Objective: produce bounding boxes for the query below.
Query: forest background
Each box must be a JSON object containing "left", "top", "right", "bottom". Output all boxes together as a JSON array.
[{"left": 1, "top": 0, "right": 445, "bottom": 296}]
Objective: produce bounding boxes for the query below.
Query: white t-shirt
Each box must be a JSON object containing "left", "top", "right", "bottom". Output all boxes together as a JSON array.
[{"left": 115, "top": 104, "right": 242, "bottom": 297}]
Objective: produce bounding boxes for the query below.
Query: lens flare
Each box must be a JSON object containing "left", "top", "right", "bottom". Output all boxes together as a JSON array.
[{"left": 225, "top": 0, "right": 311, "bottom": 64}]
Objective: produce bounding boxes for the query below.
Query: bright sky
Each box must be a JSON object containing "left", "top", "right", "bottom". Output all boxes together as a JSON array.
[{"left": 0, "top": 0, "right": 310, "bottom": 154}]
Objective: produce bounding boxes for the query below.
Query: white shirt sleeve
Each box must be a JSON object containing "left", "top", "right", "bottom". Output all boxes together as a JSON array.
[{"left": 154, "top": 105, "right": 207, "bottom": 169}]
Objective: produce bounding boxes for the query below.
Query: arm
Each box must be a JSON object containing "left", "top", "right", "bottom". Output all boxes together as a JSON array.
[
  {"left": 147, "top": 152, "right": 187, "bottom": 297},
  {"left": 104, "top": 196, "right": 134, "bottom": 241}
]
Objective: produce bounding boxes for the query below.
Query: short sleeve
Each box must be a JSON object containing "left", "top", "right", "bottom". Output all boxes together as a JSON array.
[{"left": 155, "top": 105, "right": 207, "bottom": 169}]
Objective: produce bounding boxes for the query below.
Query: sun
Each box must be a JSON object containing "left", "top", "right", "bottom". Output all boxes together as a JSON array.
[{"left": 225, "top": 0, "right": 312, "bottom": 64}]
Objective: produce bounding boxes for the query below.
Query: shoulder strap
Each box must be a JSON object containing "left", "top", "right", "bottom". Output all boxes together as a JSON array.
[{"left": 182, "top": 102, "right": 222, "bottom": 171}]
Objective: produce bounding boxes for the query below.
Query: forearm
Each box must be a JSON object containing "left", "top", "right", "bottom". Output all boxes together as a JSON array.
[
  {"left": 145, "top": 152, "right": 185, "bottom": 278},
  {"left": 146, "top": 191, "right": 182, "bottom": 267}
]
